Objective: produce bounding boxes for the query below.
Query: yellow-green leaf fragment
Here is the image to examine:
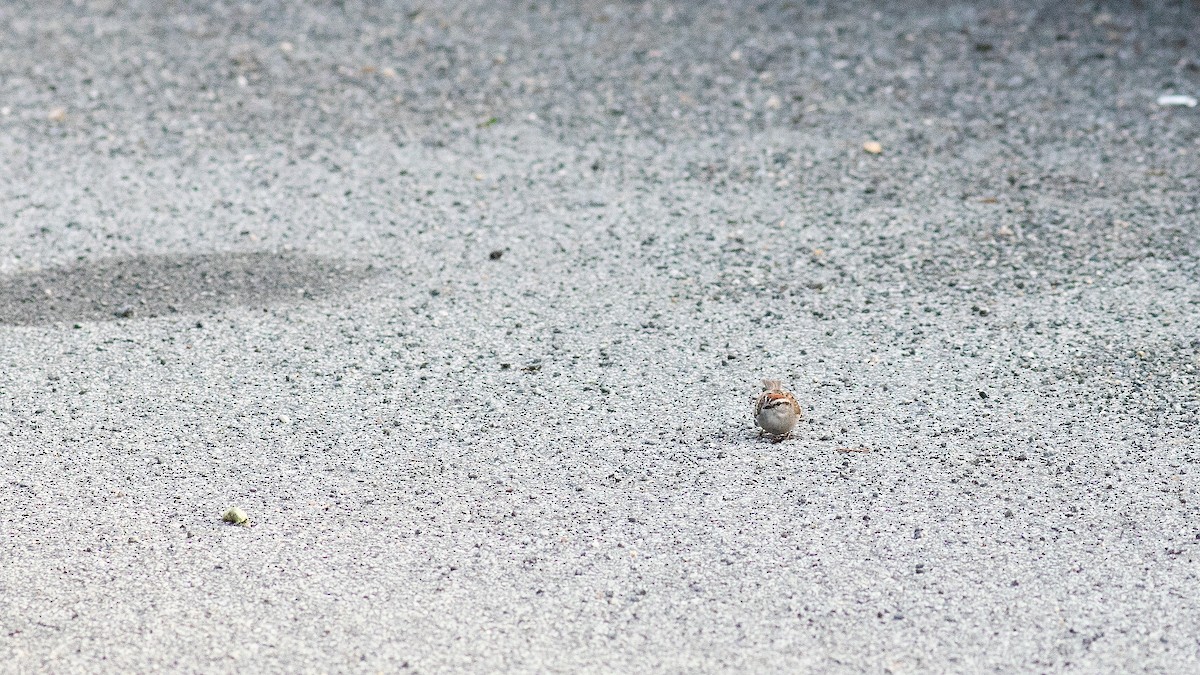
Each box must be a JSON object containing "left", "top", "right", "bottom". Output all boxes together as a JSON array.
[{"left": 222, "top": 507, "right": 249, "bottom": 525}]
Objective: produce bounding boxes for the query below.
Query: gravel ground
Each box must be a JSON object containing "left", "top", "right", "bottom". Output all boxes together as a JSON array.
[{"left": 1, "top": 1, "right": 1198, "bottom": 672}]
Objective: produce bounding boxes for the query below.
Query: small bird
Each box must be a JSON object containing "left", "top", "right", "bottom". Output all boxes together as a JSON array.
[{"left": 755, "top": 379, "right": 803, "bottom": 441}]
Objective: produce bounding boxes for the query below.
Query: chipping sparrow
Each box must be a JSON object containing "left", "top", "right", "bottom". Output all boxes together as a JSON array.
[{"left": 755, "top": 379, "right": 802, "bottom": 440}]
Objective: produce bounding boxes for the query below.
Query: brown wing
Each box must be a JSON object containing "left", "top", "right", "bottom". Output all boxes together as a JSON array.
[
  {"left": 787, "top": 393, "right": 803, "bottom": 417},
  {"left": 754, "top": 392, "right": 769, "bottom": 416}
]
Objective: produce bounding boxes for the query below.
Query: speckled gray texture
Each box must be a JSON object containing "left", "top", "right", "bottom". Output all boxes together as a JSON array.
[{"left": 2, "top": 1, "right": 1198, "bottom": 672}]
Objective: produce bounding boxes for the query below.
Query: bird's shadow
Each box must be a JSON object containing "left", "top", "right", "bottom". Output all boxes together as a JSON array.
[{"left": 0, "top": 251, "right": 373, "bottom": 326}]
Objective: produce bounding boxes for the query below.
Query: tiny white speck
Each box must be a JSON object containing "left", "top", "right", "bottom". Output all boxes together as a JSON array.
[{"left": 1157, "top": 94, "right": 1197, "bottom": 107}]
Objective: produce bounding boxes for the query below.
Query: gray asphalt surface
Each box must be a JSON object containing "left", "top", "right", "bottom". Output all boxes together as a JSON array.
[{"left": 2, "top": 1, "right": 1199, "bottom": 672}]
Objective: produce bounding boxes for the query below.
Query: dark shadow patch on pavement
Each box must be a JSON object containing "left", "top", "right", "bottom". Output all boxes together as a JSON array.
[{"left": 0, "top": 251, "right": 373, "bottom": 326}]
